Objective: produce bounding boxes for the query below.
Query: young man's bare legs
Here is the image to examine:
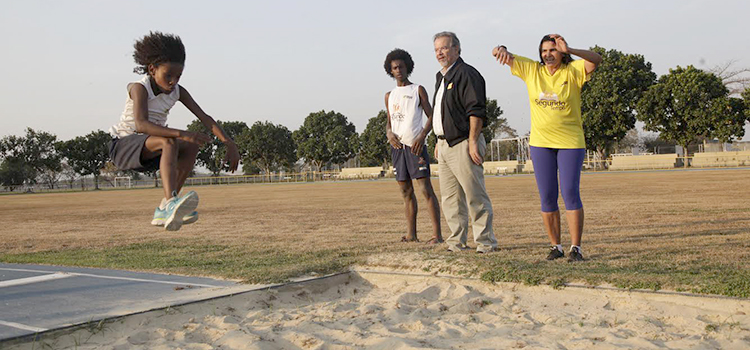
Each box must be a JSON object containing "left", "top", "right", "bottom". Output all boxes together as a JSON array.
[
  {"left": 397, "top": 180, "right": 418, "bottom": 241},
  {"left": 415, "top": 177, "right": 443, "bottom": 243}
]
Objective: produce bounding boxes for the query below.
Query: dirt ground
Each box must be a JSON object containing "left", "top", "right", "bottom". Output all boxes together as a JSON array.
[{"left": 1, "top": 169, "right": 749, "bottom": 293}]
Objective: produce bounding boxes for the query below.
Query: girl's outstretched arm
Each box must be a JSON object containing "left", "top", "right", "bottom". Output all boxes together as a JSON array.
[{"left": 179, "top": 86, "right": 240, "bottom": 172}]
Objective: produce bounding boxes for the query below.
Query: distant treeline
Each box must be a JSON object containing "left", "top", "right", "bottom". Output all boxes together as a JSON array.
[{"left": 2, "top": 46, "right": 749, "bottom": 191}]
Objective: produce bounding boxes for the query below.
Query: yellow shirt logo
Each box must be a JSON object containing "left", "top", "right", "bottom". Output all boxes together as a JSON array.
[{"left": 511, "top": 55, "right": 589, "bottom": 149}]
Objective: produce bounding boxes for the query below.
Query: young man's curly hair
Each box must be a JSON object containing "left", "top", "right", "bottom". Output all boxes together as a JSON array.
[
  {"left": 132, "top": 31, "right": 186, "bottom": 74},
  {"left": 383, "top": 49, "right": 414, "bottom": 78}
]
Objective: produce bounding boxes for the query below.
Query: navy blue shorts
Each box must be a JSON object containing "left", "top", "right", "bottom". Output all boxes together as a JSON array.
[{"left": 392, "top": 145, "right": 430, "bottom": 182}]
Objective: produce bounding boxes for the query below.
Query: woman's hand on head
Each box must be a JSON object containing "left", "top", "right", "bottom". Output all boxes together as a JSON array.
[{"left": 549, "top": 34, "right": 569, "bottom": 53}]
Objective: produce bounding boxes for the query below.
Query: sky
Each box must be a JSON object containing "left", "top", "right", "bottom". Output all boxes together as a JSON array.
[{"left": 1, "top": 0, "right": 749, "bottom": 142}]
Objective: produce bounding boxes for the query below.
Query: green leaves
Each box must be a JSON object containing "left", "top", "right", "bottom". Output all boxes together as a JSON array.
[
  {"left": 636, "top": 65, "right": 746, "bottom": 151},
  {"left": 0, "top": 128, "right": 65, "bottom": 189},
  {"left": 581, "top": 46, "right": 656, "bottom": 155},
  {"left": 236, "top": 121, "right": 296, "bottom": 175},
  {"left": 59, "top": 130, "right": 111, "bottom": 189},
  {"left": 483, "top": 98, "right": 515, "bottom": 142},
  {"left": 188, "top": 120, "right": 249, "bottom": 176},
  {"left": 292, "top": 110, "right": 358, "bottom": 171},
  {"left": 358, "top": 111, "right": 389, "bottom": 167}
]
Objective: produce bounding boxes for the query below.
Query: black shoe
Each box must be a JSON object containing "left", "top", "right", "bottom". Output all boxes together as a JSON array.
[
  {"left": 546, "top": 246, "right": 564, "bottom": 260},
  {"left": 567, "top": 247, "right": 585, "bottom": 262}
]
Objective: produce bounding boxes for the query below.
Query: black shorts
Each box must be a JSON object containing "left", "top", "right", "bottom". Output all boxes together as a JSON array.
[
  {"left": 392, "top": 145, "right": 430, "bottom": 181},
  {"left": 109, "top": 134, "right": 160, "bottom": 172}
]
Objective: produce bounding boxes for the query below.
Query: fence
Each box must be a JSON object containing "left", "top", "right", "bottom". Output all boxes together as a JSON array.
[
  {"left": 0, "top": 171, "right": 371, "bottom": 194},
  {"left": 5, "top": 152, "right": 750, "bottom": 194}
]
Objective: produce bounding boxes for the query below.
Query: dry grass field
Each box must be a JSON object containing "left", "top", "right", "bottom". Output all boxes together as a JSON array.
[{"left": 1, "top": 169, "right": 749, "bottom": 297}]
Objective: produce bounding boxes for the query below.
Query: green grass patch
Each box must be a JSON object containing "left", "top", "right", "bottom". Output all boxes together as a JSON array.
[
  {"left": 3, "top": 242, "right": 750, "bottom": 298},
  {"left": 0, "top": 239, "right": 366, "bottom": 284}
]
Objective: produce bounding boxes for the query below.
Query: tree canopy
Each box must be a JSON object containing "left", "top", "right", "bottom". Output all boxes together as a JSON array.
[
  {"left": 0, "top": 128, "right": 62, "bottom": 189},
  {"left": 59, "top": 130, "right": 111, "bottom": 190},
  {"left": 188, "top": 120, "right": 248, "bottom": 176},
  {"left": 293, "top": 110, "right": 358, "bottom": 170},
  {"left": 581, "top": 46, "right": 656, "bottom": 157},
  {"left": 358, "top": 110, "right": 389, "bottom": 167},
  {"left": 483, "top": 98, "right": 515, "bottom": 142},
  {"left": 236, "top": 121, "right": 296, "bottom": 175},
  {"left": 636, "top": 65, "right": 747, "bottom": 153}
]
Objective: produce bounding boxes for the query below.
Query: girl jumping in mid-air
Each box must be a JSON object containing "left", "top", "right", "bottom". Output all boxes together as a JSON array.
[{"left": 108, "top": 31, "right": 240, "bottom": 231}]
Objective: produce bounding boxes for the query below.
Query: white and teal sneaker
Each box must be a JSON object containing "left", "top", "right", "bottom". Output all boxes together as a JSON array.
[
  {"left": 151, "top": 207, "right": 199, "bottom": 226},
  {"left": 163, "top": 191, "right": 199, "bottom": 231}
]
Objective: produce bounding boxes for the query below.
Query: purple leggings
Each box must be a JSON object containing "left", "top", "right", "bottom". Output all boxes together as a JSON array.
[{"left": 529, "top": 146, "right": 585, "bottom": 212}]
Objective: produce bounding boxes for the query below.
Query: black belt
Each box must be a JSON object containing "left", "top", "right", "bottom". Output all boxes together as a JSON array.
[{"left": 436, "top": 135, "right": 446, "bottom": 140}]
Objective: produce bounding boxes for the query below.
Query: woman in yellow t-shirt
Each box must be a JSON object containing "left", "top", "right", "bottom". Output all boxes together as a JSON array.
[{"left": 491, "top": 34, "right": 602, "bottom": 262}]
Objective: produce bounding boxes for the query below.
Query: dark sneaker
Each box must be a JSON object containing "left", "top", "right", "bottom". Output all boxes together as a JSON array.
[
  {"left": 546, "top": 246, "right": 565, "bottom": 260},
  {"left": 567, "top": 246, "right": 585, "bottom": 262}
]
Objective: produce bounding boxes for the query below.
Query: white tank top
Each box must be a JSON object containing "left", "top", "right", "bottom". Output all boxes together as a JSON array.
[
  {"left": 109, "top": 75, "right": 180, "bottom": 138},
  {"left": 388, "top": 84, "right": 424, "bottom": 147}
]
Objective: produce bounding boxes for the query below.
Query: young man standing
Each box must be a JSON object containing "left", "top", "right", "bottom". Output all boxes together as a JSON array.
[{"left": 384, "top": 48, "right": 443, "bottom": 244}]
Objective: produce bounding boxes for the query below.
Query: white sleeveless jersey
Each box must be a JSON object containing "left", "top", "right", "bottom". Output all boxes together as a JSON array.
[
  {"left": 388, "top": 84, "right": 424, "bottom": 147},
  {"left": 109, "top": 75, "right": 180, "bottom": 138}
]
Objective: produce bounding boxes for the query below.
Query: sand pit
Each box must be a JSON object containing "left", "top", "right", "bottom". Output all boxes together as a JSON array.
[{"left": 7, "top": 268, "right": 750, "bottom": 350}]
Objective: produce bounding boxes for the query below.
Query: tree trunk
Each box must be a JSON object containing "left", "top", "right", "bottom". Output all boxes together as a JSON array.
[
  {"left": 94, "top": 174, "right": 100, "bottom": 190},
  {"left": 682, "top": 143, "right": 689, "bottom": 168},
  {"left": 596, "top": 147, "right": 607, "bottom": 170}
]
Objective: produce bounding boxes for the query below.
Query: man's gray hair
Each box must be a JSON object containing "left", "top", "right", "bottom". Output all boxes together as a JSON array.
[{"left": 433, "top": 31, "right": 461, "bottom": 53}]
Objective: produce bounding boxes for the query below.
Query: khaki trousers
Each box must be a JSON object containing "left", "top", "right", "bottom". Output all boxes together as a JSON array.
[{"left": 437, "top": 138, "right": 497, "bottom": 250}]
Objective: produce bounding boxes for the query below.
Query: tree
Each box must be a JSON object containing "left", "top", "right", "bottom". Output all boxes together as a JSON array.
[
  {"left": 636, "top": 66, "right": 747, "bottom": 165},
  {"left": 426, "top": 133, "right": 437, "bottom": 164},
  {"left": 358, "top": 111, "right": 389, "bottom": 167},
  {"left": 60, "top": 130, "right": 111, "bottom": 190},
  {"left": 612, "top": 128, "right": 641, "bottom": 154},
  {"left": 0, "top": 128, "right": 62, "bottom": 188},
  {"left": 483, "top": 98, "right": 515, "bottom": 142},
  {"left": 60, "top": 162, "right": 78, "bottom": 189},
  {"left": 710, "top": 60, "right": 750, "bottom": 96},
  {"left": 743, "top": 87, "right": 750, "bottom": 117},
  {"left": 187, "top": 120, "right": 248, "bottom": 176},
  {"left": 236, "top": 121, "right": 296, "bottom": 175},
  {"left": 0, "top": 158, "right": 33, "bottom": 191},
  {"left": 293, "top": 110, "right": 358, "bottom": 171},
  {"left": 581, "top": 46, "right": 656, "bottom": 160}
]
